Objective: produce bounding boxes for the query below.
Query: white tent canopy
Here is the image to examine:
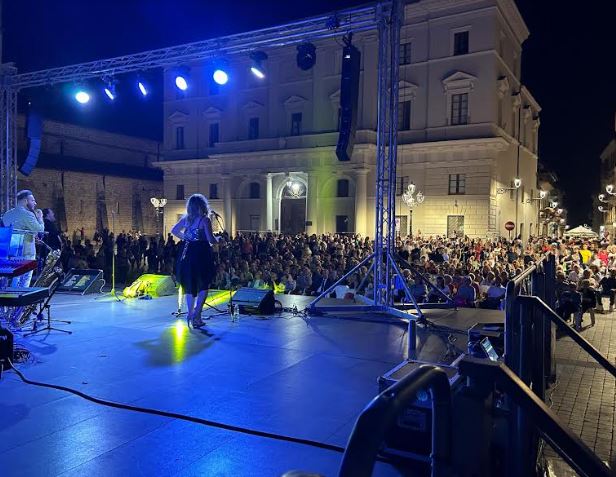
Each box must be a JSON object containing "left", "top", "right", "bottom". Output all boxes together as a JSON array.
[{"left": 565, "top": 225, "right": 598, "bottom": 238}]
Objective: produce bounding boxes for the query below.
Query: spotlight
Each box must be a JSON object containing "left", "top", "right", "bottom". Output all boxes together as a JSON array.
[
  {"left": 175, "top": 75, "right": 188, "bottom": 91},
  {"left": 104, "top": 84, "right": 116, "bottom": 101},
  {"left": 75, "top": 91, "right": 90, "bottom": 104},
  {"left": 213, "top": 69, "right": 228, "bottom": 85},
  {"left": 296, "top": 43, "right": 316, "bottom": 71},
  {"left": 249, "top": 51, "right": 268, "bottom": 79},
  {"left": 138, "top": 81, "right": 148, "bottom": 96},
  {"left": 513, "top": 178, "right": 522, "bottom": 189}
]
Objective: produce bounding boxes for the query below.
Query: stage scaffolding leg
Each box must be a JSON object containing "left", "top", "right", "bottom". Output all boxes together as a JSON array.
[{"left": 0, "top": 70, "right": 17, "bottom": 214}]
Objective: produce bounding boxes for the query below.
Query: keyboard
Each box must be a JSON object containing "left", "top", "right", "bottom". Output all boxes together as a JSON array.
[
  {"left": 0, "top": 259, "right": 38, "bottom": 278},
  {"left": 0, "top": 287, "right": 49, "bottom": 306}
]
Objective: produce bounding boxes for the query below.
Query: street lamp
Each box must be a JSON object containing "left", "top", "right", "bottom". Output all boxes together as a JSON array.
[
  {"left": 150, "top": 197, "right": 167, "bottom": 235},
  {"left": 525, "top": 189, "right": 547, "bottom": 203},
  {"left": 496, "top": 177, "right": 522, "bottom": 194},
  {"left": 606, "top": 184, "right": 616, "bottom": 196},
  {"left": 401, "top": 183, "right": 425, "bottom": 208}
]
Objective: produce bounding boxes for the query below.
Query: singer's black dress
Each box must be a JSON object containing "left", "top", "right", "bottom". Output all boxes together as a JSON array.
[{"left": 176, "top": 216, "right": 215, "bottom": 296}]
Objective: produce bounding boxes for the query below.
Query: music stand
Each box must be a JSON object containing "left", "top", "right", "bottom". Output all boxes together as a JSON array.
[{"left": 23, "top": 277, "right": 71, "bottom": 336}]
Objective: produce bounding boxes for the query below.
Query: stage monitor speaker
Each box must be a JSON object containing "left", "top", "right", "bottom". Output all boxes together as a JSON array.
[
  {"left": 57, "top": 269, "right": 104, "bottom": 295},
  {"left": 0, "top": 327, "right": 14, "bottom": 373},
  {"left": 232, "top": 287, "right": 275, "bottom": 315},
  {"left": 336, "top": 43, "right": 361, "bottom": 162},
  {"left": 19, "top": 111, "right": 42, "bottom": 176},
  {"left": 123, "top": 274, "right": 177, "bottom": 298}
]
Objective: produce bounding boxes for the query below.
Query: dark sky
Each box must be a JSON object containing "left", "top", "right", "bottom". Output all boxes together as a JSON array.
[{"left": 4, "top": 0, "right": 615, "bottom": 225}]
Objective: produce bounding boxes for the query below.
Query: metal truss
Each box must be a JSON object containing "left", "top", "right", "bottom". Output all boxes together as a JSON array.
[
  {"left": 0, "top": 65, "right": 17, "bottom": 211},
  {"left": 10, "top": 5, "right": 379, "bottom": 90}
]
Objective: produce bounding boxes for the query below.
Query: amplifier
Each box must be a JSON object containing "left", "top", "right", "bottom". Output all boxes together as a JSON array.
[
  {"left": 232, "top": 287, "right": 275, "bottom": 315},
  {"left": 377, "top": 358, "right": 461, "bottom": 462}
]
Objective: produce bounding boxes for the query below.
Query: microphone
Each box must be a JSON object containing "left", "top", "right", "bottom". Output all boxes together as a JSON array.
[{"left": 211, "top": 210, "right": 222, "bottom": 218}]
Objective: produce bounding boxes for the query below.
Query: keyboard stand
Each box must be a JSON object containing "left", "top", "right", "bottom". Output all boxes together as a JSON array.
[{"left": 23, "top": 279, "right": 71, "bottom": 337}]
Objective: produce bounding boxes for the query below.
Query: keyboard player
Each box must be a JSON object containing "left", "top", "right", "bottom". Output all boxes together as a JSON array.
[{"left": 1, "top": 190, "right": 44, "bottom": 287}]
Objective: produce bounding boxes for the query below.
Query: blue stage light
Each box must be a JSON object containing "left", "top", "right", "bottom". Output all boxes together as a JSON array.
[
  {"left": 75, "top": 91, "right": 90, "bottom": 104},
  {"left": 213, "top": 69, "right": 228, "bottom": 85},
  {"left": 104, "top": 86, "right": 115, "bottom": 100},
  {"left": 250, "top": 66, "right": 265, "bottom": 79},
  {"left": 138, "top": 81, "right": 148, "bottom": 96},
  {"left": 175, "top": 75, "right": 188, "bottom": 91}
]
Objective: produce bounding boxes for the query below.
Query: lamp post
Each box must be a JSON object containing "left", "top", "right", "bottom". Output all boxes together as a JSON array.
[
  {"left": 150, "top": 197, "right": 167, "bottom": 235},
  {"left": 526, "top": 189, "right": 546, "bottom": 236},
  {"left": 496, "top": 178, "right": 522, "bottom": 236}
]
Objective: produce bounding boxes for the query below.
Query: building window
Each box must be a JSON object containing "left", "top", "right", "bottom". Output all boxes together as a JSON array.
[
  {"left": 175, "top": 126, "right": 185, "bottom": 150},
  {"left": 396, "top": 176, "right": 409, "bottom": 196},
  {"left": 248, "top": 117, "right": 259, "bottom": 140},
  {"left": 290, "top": 112, "right": 302, "bottom": 136},
  {"left": 176, "top": 184, "right": 185, "bottom": 200},
  {"left": 337, "top": 179, "right": 349, "bottom": 197},
  {"left": 249, "top": 182, "right": 260, "bottom": 199},
  {"left": 398, "top": 101, "right": 411, "bottom": 131},
  {"left": 453, "top": 31, "right": 469, "bottom": 56},
  {"left": 399, "top": 42, "right": 412, "bottom": 65},
  {"left": 209, "top": 123, "right": 219, "bottom": 147},
  {"left": 448, "top": 174, "right": 466, "bottom": 195},
  {"left": 450, "top": 93, "right": 468, "bottom": 125},
  {"left": 209, "top": 183, "right": 219, "bottom": 200},
  {"left": 336, "top": 215, "right": 349, "bottom": 234}
]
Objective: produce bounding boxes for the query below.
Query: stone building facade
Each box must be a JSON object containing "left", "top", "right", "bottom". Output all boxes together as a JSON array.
[
  {"left": 16, "top": 116, "right": 163, "bottom": 237},
  {"left": 157, "top": 0, "right": 541, "bottom": 239}
]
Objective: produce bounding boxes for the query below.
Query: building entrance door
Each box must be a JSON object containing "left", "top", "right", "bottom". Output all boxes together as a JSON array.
[{"left": 280, "top": 181, "right": 307, "bottom": 234}]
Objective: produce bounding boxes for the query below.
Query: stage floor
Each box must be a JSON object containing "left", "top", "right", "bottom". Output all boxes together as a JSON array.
[{"left": 0, "top": 292, "right": 500, "bottom": 477}]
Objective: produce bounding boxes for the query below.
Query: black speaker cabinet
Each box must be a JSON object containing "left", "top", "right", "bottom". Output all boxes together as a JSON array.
[
  {"left": 232, "top": 287, "right": 275, "bottom": 315},
  {"left": 336, "top": 43, "right": 361, "bottom": 162},
  {"left": 19, "top": 111, "right": 42, "bottom": 176}
]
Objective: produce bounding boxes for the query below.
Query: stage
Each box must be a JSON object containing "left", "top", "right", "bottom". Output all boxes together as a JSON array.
[{"left": 0, "top": 292, "right": 502, "bottom": 476}]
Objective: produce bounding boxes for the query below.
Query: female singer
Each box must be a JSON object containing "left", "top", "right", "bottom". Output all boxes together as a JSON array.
[{"left": 171, "top": 194, "right": 219, "bottom": 328}]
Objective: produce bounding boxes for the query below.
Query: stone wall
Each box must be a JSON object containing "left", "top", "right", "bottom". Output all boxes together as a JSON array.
[{"left": 17, "top": 169, "right": 163, "bottom": 237}]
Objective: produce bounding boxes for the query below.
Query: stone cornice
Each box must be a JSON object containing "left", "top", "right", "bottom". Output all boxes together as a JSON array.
[
  {"left": 398, "top": 137, "right": 510, "bottom": 153},
  {"left": 495, "top": 0, "right": 530, "bottom": 44}
]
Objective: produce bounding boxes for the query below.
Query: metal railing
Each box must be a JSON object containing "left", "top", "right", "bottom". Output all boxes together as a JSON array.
[
  {"left": 339, "top": 365, "right": 452, "bottom": 477},
  {"left": 458, "top": 357, "right": 613, "bottom": 477}
]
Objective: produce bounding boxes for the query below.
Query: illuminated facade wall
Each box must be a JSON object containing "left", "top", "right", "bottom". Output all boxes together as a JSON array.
[{"left": 158, "top": 0, "right": 541, "bottom": 239}]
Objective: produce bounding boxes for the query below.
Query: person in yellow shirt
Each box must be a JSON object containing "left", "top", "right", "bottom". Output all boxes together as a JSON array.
[{"left": 579, "top": 243, "right": 592, "bottom": 265}]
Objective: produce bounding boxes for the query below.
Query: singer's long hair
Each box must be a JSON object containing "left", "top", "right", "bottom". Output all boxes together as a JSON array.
[{"left": 185, "top": 194, "right": 210, "bottom": 226}]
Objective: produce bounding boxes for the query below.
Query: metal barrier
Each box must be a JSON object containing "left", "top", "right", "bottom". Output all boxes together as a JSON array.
[
  {"left": 458, "top": 357, "right": 613, "bottom": 477},
  {"left": 339, "top": 365, "right": 452, "bottom": 477},
  {"left": 504, "top": 254, "right": 557, "bottom": 381}
]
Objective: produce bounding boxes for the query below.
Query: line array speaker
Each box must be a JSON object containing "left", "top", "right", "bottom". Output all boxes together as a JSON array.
[{"left": 336, "top": 43, "right": 361, "bottom": 162}]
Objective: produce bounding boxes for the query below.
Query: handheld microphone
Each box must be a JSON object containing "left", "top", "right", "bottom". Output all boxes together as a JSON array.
[{"left": 211, "top": 210, "right": 222, "bottom": 218}]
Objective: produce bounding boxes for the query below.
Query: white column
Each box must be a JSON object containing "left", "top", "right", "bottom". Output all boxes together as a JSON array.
[
  {"left": 306, "top": 172, "right": 318, "bottom": 235},
  {"left": 354, "top": 168, "right": 368, "bottom": 236},
  {"left": 222, "top": 174, "right": 233, "bottom": 235},
  {"left": 266, "top": 173, "right": 273, "bottom": 231}
]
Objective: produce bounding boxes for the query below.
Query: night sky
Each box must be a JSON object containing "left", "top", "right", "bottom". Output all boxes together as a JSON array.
[{"left": 4, "top": 0, "right": 615, "bottom": 226}]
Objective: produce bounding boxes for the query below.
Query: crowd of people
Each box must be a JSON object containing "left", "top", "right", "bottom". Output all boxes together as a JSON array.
[{"left": 41, "top": 225, "right": 616, "bottom": 329}]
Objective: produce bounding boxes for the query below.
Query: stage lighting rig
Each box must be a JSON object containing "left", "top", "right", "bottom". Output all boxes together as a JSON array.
[
  {"left": 213, "top": 69, "right": 228, "bottom": 85},
  {"left": 296, "top": 43, "right": 316, "bottom": 70},
  {"left": 138, "top": 80, "right": 148, "bottom": 96},
  {"left": 249, "top": 51, "right": 268, "bottom": 79},
  {"left": 103, "top": 77, "right": 117, "bottom": 101},
  {"left": 174, "top": 67, "right": 190, "bottom": 91},
  {"left": 74, "top": 90, "right": 90, "bottom": 104}
]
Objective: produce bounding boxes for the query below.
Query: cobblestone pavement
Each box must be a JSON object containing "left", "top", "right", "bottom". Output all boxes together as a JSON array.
[{"left": 544, "top": 305, "right": 616, "bottom": 475}]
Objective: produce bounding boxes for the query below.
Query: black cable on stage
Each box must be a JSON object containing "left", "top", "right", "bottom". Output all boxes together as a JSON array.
[{"left": 6, "top": 358, "right": 346, "bottom": 454}]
